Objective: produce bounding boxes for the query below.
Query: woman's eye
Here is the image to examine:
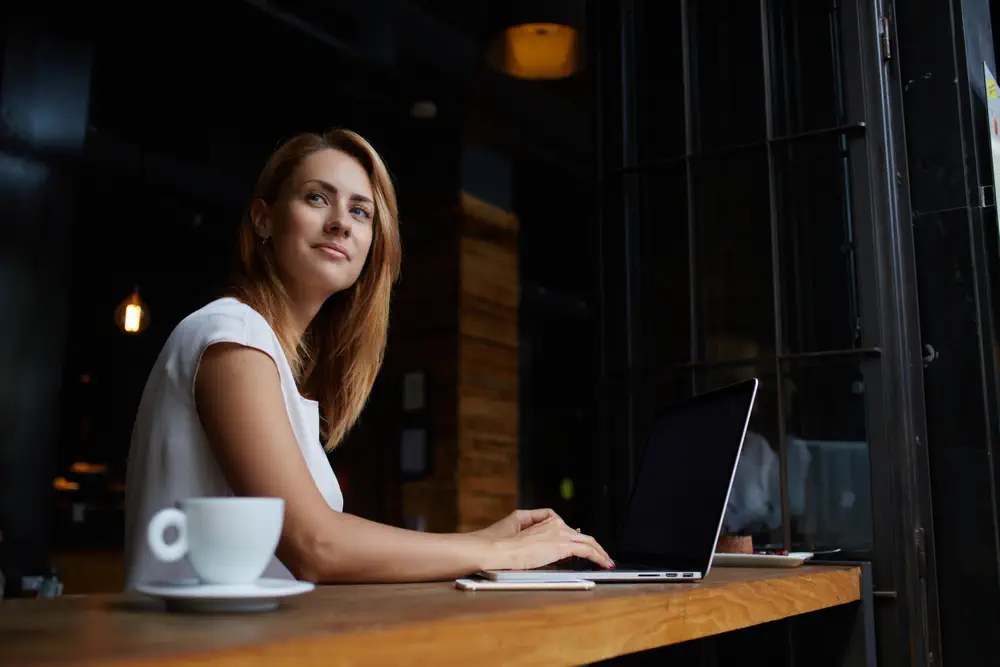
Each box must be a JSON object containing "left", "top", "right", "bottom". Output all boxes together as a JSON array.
[
  {"left": 351, "top": 206, "right": 372, "bottom": 219},
  {"left": 307, "top": 192, "right": 327, "bottom": 205}
]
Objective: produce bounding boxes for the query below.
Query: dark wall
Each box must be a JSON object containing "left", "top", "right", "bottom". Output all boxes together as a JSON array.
[
  {"left": 0, "top": 19, "right": 91, "bottom": 588},
  {"left": 517, "top": 153, "right": 596, "bottom": 526},
  {"left": 896, "top": 0, "right": 1000, "bottom": 664}
]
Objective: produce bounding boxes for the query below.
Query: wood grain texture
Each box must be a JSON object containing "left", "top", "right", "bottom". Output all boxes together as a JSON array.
[
  {"left": 458, "top": 191, "right": 519, "bottom": 236},
  {"left": 0, "top": 566, "right": 861, "bottom": 667},
  {"left": 457, "top": 194, "right": 519, "bottom": 531},
  {"left": 384, "top": 210, "right": 461, "bottom": 532},
  {"left": 392, "top": 191, "right": 520, "bottom": 533}
]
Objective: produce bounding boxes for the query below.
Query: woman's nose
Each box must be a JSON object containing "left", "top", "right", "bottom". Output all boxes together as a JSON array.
[{"left": 326, "top": 204, "right": 351, "bottom": 237}]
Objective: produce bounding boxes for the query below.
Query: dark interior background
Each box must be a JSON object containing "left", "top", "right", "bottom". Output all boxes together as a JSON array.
[
  {"left": 0, "top": 0, "right": 600, "bottom": 567},
  {"left": 2, "top": 2, "right": 1000, "bottom": 665}
]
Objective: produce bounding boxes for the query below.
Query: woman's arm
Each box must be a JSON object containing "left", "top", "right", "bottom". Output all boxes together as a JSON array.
[{"left": 195, "top": 343, "right": 611, "bottom": 583}]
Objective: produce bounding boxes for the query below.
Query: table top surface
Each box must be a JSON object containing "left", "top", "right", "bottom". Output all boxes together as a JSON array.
[{"left": 0, "top": 565, "right": 861, "bottom": 667}]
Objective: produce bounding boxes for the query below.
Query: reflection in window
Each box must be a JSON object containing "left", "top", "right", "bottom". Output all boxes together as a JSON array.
[
  {"left": 627, "top": 0, "right": 875, "bottom": 558},
  {"left": 697, "top": 359, "right": 785, "bottom": 549},
  {"left": 785, "top": 360, "right": 873, "bottom": 550},
  {"left": 686, "top": 349, "right": 874, "bottom": 552}
]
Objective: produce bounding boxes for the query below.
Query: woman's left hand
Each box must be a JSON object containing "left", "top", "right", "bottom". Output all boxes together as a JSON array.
[{"left": 473, "top": 508, "right": 562, "bottom": 540}]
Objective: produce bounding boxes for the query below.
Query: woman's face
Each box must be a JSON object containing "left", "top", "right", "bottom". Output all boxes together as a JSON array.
[{"left": 254, "top": 148, "right": 375, "bottom": 298}]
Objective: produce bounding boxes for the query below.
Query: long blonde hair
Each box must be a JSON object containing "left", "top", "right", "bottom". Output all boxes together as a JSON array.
[{"left": 229, "top": 130, "right": 401, "bottom": 450}]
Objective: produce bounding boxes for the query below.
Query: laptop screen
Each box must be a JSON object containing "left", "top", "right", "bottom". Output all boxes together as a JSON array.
[{"left": 615, "top": 379, "right": 758, "bottom": 572}]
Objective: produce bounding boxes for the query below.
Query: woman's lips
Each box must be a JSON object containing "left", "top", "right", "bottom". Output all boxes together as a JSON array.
[{"left": 316, "top": 243, "right": 349, "bottom": 260}]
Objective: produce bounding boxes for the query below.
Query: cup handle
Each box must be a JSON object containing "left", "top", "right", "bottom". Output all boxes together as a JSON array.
[{"left": 147, "top": 508, "right": 188, "bottom": 563}]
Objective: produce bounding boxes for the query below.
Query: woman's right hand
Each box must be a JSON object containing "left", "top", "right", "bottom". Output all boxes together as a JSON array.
[{"left": 488, "top": 516, "right": 614, "bottom": 571}]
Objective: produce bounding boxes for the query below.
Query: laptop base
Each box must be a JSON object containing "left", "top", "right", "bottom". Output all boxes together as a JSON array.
[{"left": 478, "top": 569, "right": 703, "bottom": 583}]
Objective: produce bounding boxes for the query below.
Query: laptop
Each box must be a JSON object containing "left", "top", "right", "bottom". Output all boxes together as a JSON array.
[{"left": 481, "top": 378, "right": 758, "bottom": 583}]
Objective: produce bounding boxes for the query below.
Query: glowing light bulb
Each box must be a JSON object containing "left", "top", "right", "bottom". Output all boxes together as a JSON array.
[
  {"left": 124, "top": 303, "right": 143, "bottom": 332},
  {"left": 115, "top": 288, "right": 149, "bottom": 334}
]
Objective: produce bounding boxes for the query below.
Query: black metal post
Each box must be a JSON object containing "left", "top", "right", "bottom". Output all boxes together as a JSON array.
[{"left": 595, "top": 0, "right": 646, "bottom": 546}]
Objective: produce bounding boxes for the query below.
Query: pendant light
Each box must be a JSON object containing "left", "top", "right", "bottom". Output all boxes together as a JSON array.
[
  {"left": 115, "top": 287, "right": 150, "bottom": 334},
  {"left": 486, "top": 1, "right": 584, "bottom": 80}
]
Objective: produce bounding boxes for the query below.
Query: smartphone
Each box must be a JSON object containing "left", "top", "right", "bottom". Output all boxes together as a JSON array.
[{"left": 455, "top": 577, "right": 596, "bottom": 591}]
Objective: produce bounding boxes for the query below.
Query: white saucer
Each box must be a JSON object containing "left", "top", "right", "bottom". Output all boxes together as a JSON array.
[{"left": 135, "top": 578, "right": 315, "bottom": 613}]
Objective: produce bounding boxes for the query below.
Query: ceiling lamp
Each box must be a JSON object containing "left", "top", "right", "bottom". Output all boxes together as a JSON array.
[
  {"left": 115, "top": 287, "right": 150, "bottom": 335},
  {"left": 487, "top": 1, "right": 584, "bottom": 80}
]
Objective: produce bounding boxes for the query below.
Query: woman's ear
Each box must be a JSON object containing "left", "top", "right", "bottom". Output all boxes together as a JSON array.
[{"left": 250, "top": 199, "right": 272, "bottom": 240}]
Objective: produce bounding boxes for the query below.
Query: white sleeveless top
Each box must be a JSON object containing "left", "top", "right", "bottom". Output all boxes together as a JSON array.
[{"left": 123, "top": 297, "right": 343, "bottom": 588}]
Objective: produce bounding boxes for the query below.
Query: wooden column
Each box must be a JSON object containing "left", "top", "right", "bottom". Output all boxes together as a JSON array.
[
  {"left": 392, "top": 192, "right": 518, "bottom": 533},
  {"left": 455, "top": 193, "right": 519, "bottom": 531}
]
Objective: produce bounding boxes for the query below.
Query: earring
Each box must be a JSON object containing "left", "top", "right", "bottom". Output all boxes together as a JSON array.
[{"left": 261, "top": 236, "right": 270, "bottom": 246}]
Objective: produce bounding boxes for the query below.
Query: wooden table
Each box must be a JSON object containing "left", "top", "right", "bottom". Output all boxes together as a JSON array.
[{"left": 1, "top": 566, "right": 862, "bottom": 667}]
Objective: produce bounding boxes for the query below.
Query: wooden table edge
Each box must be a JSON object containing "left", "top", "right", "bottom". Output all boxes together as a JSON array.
[{"left": 82, "top": 566, "right": 861, "bottom": 667}]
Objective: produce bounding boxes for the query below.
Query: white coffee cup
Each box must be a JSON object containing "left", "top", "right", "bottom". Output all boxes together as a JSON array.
[{"left": 147, "top": 497, "right": 284, "bottom": 585}]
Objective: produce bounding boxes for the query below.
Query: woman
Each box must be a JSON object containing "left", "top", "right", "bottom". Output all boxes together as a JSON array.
[{"left": 124, "top": 130, "right": 612, "bottom": 587}]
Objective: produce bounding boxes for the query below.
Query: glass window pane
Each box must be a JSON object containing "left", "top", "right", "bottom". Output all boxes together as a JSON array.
[
  {"left": 652, "top": 363, "right": 788, "bottom": 551},
  {"left": 769, "top": 0, "right": 848, "bottom": 136},
  {"left": 650, "top": 367, "right": 695, "bottom": 410},
  {"left": 783, "top": 358, "right": 873, "bottom": 551},
  {"left": 776, "top": 133, "right": 864, "bottom": 353},
  {"left": 635, "top": 0, "right": 685, "bottom": 161},
  {"left": 691, "top": 0, "right": 767, "bottom": 152},
  {"left": 641, "top": 165, "right": 691, "bottom": 369},
  {"left": 694, "top": 149, "right": 775, "bottom": 361},
  {"left": 520, "top": 324, "right": 596, "bottom": 532},
  {"left": 700, "top": 363, "right": 785, "bottom": 550}
]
